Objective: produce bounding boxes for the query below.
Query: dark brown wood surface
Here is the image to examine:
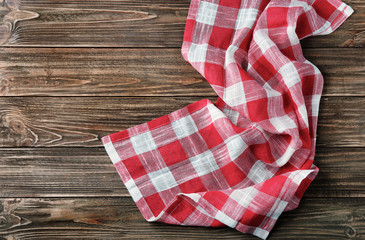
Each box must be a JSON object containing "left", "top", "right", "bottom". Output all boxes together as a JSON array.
[
  {"left": 1, "top": 0, "right": 364, "bottom": 47},
  {"left": 0, "top": 197, "right": 364, "bottom": 239},
  {"left": 0, "top": 0, "right": 364, "bottom": 239},
  {"left": 0, "top": 147, "right": 364, "bottom": 198},
  {"left": 0, "top": 97, "right": 364, "bottom": 147},
  {"left": 0, "top": 48, "right": 363, "bottom": 96}
]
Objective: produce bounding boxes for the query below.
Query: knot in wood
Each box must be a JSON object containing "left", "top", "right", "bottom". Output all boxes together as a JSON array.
[
  {"left": 0, "top": 77, "right": 10, "bottom": 95},
  {"left": 344, "top": 224, "right": 357, "bottom": 238},
  {"left": 2, "top": 112, "right": 26, "bottom": 132},
  {"left": 8, "top": 118, "right": 26, "bottom": 133},
  {"left": 0, "top": 216, "right": 6, "bottom": 227}
]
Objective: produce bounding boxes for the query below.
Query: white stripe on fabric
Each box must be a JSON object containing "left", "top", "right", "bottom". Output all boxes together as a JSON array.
[
  {"left": 148, "top": 167, "right": 178, "bottom": 192},
  {"left": 253, "top": 227, "right": 270, "bottom": 240},
  {"left": 207, "top": 104, "right": 227, "bottom": 122},
  {"left": 125, "top": 178, "right": 143, "bottom": 202},
  {"left": 224, "top": 45, "right": 239, "bottom": 68},
  {"left": 253, "top": 29, "right": 274, "bottom": 53},
  {"left": 224, "top": 83, "right": 247, "bottom": 107},
  {"left": 298, "top": 104, "right": 309, "bottom": 127},
  {"left": 276, "top": 145, "right": 296, "bottom": 167},
  {"left": 172, "top": 115, "right": 199, "bottom": 139},
  {"left": 196, "top": 1, "right": 219, "bottom": 25},
  {"left": 235, "top": 8, "right": 259, "bottom": 29},
  {"left": 270, "top": 200, "right": 288, "bottom": 220},
  {"left": 229, "top": 187, "right": 259, "bottom": 208},
  {"left": 269, "top": 115, "right": 297, "bottom": 133},
  {"left": 188, "top": 43, "right": 209, "bottom": 63},
  {"left": 104, "top": 141, "right": 121, "bottom": 164},
  {"left": 278, "top": 62, "right": 301, "bottom": 88},
  {"left": 225, "top": 135, "right": 248, "bottom": 160},
  {"left": 311, "top": 94, "right": 321, "bottom": 117},
  {"left": 215, "top": 211, "right": 238, "bottom": 228},
  {"left": 130, "top": 131, "right": 158, "bottom": 155},
  {"left": 247, "top": 161, "right": 274, "bottom": 184},
  {"left": 190, "top": 150, "right": 220, "bottom": 176}
]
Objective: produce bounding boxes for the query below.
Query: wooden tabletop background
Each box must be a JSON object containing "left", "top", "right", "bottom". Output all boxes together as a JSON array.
[{"left": 0, "top": 0, "right": 364, "bottom": 239}]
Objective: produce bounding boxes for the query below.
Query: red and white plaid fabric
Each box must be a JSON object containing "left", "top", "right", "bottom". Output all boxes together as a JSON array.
[{"left": 102, "top": 0, "right": 353, "bottom": 238}]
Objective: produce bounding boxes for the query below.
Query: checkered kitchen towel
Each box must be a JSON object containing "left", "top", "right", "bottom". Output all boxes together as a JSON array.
[{"left": 102, "top": 0, "right": 353, "bottom": 239}]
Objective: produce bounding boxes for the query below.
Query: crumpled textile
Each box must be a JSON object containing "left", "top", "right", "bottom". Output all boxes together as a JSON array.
[{"left": 101, "top": 0, "right": 353, "bottom": 239}]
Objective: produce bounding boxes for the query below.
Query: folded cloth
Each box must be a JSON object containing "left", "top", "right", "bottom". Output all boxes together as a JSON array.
[{"left": 101, "top": 0, "right": 353, "bottom": 239}]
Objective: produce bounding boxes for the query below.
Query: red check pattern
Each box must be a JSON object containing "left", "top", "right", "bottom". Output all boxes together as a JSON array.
[{"left": 101, "top": 0, "right": 353, "bottom": 239}]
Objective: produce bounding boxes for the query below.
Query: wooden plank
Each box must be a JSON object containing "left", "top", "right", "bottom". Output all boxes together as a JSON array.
[
  {"left": 0, "top": 0, "right": 363, "bottom": 47},
  {"left": 0, "top": 197, "right": 364, "bottom": 239},
  {"left": 0, "top": 48, "right": 364, "bottom": 97},
  {"left": 0, "top": 48, "right": 215, "bottom": 97},
  {"left": 0, "top": 96, "right": 363, "bottom": 148},
  {"left": 0, "top": 147, "right": 363, "bottom": 197}
]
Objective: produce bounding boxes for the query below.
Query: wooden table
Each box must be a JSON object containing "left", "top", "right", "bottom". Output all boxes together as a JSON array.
[{"left": 0, "top": 1, "right": 364, "bottom": 239}]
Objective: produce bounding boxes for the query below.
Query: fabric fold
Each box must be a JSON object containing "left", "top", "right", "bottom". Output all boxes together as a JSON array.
[{"left": 101, "top": 0, "right": 353, "bottom": 239}]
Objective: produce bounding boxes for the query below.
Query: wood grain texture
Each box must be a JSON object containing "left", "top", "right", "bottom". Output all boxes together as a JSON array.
[
  {"left": 0, "top": 48, "right": 364, "bottom": 97},
  {"left": 0, "top": 48, "right": 214, "bottom": 97},
  {"left": 0, "top": 96, "right": 363, "bottom": 148},
  {"left": 0, "top": 0, "right": 363, "bottom": 239},
  {"left": 0, "top": 147, "right": 363, "bottom": 198},
  {"left": 0, "top": 0, "right": 362, "bottom": 47},
  {"left": 0, "top": 197, "right": 364, "bottom": 239},
  {"left": 0, "top": 0, "right": 39, "bottom": 45}
]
